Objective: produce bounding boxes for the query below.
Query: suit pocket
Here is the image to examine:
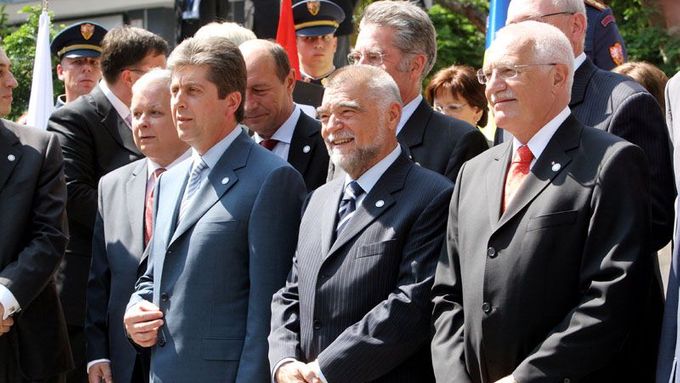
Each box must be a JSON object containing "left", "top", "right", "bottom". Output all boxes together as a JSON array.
[
  {"left": 527, "top": 210, "right": 577, "bottom": 231},
  {"left": 197, "top": 220, "right": 240, "bottom": 233},
  {"left": 202, "top": 338, "right": 244, "bottom": 361},
  {"left": 356, "top": 239, "right": 397, "bottom": 259}
]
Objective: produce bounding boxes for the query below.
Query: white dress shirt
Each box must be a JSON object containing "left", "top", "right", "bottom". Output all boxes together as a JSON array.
[
  {"left": 396, "top": 95, "right": 422, "bottom": 135},
  {"left": 99, "top": 80, "right": 132, "bottom": 128},
  {"left": 253, "top": 105, "right": 301, "bottom": 161},
  {"left": 511, "top": 106, "right": 571, "bottom": 169}
]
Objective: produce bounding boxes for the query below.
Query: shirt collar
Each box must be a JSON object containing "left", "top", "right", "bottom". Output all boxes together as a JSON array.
[
  {"left": 397, "top": 95, "right": 422, "bottom": 135},
  {"left": 512, "top": 106, "right": 570, "bottom": 167},
  {"left": 574, "top": 52, "right": 587, "bottom": 70},
  {"left": 191, "top": 125, "right": 243, "bottom": 170},
  {"left": 99, "top": 80, "right": 131, "bottom": 124},
  {"left": 253, "top": 104, "right": 300, "bottom": 145},
  {"left": 344, "top": 144, "right": 402, "bottom": 195},
  {"left": 146, "top": 149, "right": 192, "bottom": 181}
]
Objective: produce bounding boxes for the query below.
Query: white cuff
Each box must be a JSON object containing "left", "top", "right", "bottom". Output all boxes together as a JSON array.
[
  {"left": 272, "top": 358, "right": 297, "bottom": 383},
  {"left": 0, "top": 285, "right": 20, "bottom": 319},
  {"left": 86, "top": 359, "right": 111, "bottom": 374},
  {"left": 311, "top": 360, "right": 328, "bottom": 383}
]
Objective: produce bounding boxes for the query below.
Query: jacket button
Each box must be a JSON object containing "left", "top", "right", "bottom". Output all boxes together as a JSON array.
[
  {"left": 158, "top": 338, "right": 166, "bottom": 347},
  {"left": 313, "top": 319, "right": 322, "bottom": 330},
  {"left": 487, "top": 247, "right": 497, "bottom": 258},
  {"left": 563, "top": 379, "right": 571, "bottom": 383},
  {"left": 160, "top": 293, "right": 169, "bottom": 302},
  {"left": 482, "top": 302, "right": 492, "bottom": 314}
]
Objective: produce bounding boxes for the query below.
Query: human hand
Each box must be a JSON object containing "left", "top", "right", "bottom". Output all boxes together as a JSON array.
[
  {"left": 0, "top": 305, "right": 14, "bottom": 336},
  {"left": 276, "top": 360, "right": 318, "bottom": 383},
  {"left": 88, "top": 361, "right": 113, "bottom": 383},
  {"left": 123, "top": 300, "right": 163, "bottom": 347}
]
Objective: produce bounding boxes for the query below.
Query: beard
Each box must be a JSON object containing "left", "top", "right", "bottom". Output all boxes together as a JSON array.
[{"left": 328, "top": 117, "right": 386, "bottom": 177}]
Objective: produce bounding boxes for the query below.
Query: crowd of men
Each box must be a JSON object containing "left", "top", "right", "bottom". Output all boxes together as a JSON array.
[{"left": 1, "top": 0, "right": 679, "bottom": 382}]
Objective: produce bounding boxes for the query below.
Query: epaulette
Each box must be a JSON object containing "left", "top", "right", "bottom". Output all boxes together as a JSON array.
[{"left": 584, "top": 0, "right": 607, "bottom": 11}]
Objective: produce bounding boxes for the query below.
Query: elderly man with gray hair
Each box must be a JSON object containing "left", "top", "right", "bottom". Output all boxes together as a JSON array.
[
  {"left": 269, "top": 64, "right": 453, "bottom": 383},
  {"left": 431, "top": 21, "right": 654, "bottom": 383}
]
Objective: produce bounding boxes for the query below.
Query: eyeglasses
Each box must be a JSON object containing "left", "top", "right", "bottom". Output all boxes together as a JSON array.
[
  {"left": 433, "top": 103, "right": 468, "bottom": 114},
  {"left": 347, "top": 50, "right": 386, "bottom": 66},
  {"left": 522, "top": 11, "right": 575, "bottom": 22},
  {"left": 476, "top": 63, "right": 557, "bottom": 84}
]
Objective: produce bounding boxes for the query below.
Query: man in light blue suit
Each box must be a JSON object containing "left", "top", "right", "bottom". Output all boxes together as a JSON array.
[{"left": 124, "top": 36, "right": 306, "bottom": 383}]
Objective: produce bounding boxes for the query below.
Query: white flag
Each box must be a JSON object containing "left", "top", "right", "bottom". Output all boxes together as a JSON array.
[{"left": 26, "top": 9, "right": 53, "bottom": 130}]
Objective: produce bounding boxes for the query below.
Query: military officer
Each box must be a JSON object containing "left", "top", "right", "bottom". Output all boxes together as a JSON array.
[
  {"left": 584, "top": 0, "right": 627, "bottom": 70},
  {"left": 51, "top": 22, "right": 107, "bottom": 108}
]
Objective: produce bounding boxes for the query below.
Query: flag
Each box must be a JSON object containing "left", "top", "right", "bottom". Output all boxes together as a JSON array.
[
  {"left": 26, "top": 8, "right": 53, "bottom": 130},
  {"left": 485, "top": 0, "right": 510, "bottom": 48},
  {"left": 276, "top": 0, "right": 301, "bottom": 80}
]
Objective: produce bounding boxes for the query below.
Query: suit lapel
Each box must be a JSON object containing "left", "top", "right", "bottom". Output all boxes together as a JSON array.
[
  {"left": 92, "top": 87, "right": 142, "bottom": 156},
  {"left": 397, "top": 99, "right": 432, "bottom": 156},
  {"left": 326, "top": 153, "right": 410, "bottom": 258},
  {"left": 155, "top": 160, "right": 191, "bottom": 251},
  {"left": 169, "top": 133, "right": 250, "bottom": 244},
  {"left": 126, "top": 160, "right": 147, "bottom": 260},
  {"left": 288, "top": 112, "right": 319, "bottom": 176},
  {"left": 486, "top": 143, "right": 512, "bottom": 226},
  {"left": 496, "top": 116, "right": 582, "bottom": 230},
  {"left": 0, "top": 123, "right": 21, "bottom": 192},
  {"left": 320, "top": 179, "right": 344, "bottom": 258},
  {"left": 570, "top": 59, "right": 596, "bottom": 107}
]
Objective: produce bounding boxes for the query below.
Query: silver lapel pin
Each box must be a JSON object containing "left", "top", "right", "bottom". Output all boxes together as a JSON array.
[
  {"left": 551, "top": 162, "right": 561, "bottom": 172},
  {"left": 303, "top": 145, "right": 311, "bottom": 154},
  {"left": 375, "top": 200, "right": 385, "bottom": 208},
  {"left": 221, "top": 177, "right": 230, "bottom": 185},
  {"left": 7, "top": 154, "right": 15, "bottom": 162}
]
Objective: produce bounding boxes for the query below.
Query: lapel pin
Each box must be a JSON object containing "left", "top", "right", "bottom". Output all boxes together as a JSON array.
[
  {"left": 551, "top": 162, "right": 561, "bottom": 172},
  {"left": 375, "top": 200, "right": 385, "bottom": 208},
  {"left": 415, "top": 162, "right": 421, "bottom": 166},
  {"left": 7, "top": 154, "right": 15, "bottom": 162},
  {"left": 303, "top": 145, "right": 311, "bottom": 153},
  {"left": 221, "top": 177, "right": 229, "bottom": 185}
]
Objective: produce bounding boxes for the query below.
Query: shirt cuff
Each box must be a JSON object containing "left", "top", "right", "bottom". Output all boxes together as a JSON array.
[
  {"left": 311, "top": 360, "right": 328, "bottom": 383},
  {"left": 272, "top": 358, "right": 297, "bottom": 383},
  {"left": 86, "top": 359, "right": 111, "bottom": 374},
  {"left": 0, "top": 284, "right": 20, "bottom": 319}
]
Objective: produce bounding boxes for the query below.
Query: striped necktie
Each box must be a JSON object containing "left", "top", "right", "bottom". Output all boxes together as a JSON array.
[
  {"left": 336, "top": 181, "right": 364, "bottom": 234},
  {"left": 179, "top": 158, "right": 208, "bottom": 221}
]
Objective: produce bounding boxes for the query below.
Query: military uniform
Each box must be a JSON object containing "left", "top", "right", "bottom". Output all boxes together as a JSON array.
[{"left": 584, "top": 0, "right": 627, "bottom": 70}]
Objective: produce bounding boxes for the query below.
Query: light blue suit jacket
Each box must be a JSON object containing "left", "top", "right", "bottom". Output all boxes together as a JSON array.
[{"left": 128, "top": 130, "right": 306, "bottom": 383}]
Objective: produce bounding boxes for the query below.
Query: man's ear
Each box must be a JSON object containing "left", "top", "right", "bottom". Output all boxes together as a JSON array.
[{"left": 56, "top": 63, "right": 65, "bottom": 81}]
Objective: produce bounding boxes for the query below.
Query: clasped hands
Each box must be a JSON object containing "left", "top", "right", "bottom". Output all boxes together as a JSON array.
[
  {"left": 0, "top": 305, "right": 14, "bottom": 336},
  {"left": 276, "top": 360, "right": 323, "bottom": 383},
  {"left": 123, "top": 300, "right": 164, "bottom": 347}
]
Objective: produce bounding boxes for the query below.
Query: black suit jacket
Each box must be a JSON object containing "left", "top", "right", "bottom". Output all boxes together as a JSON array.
[
  {"left": 0, "top": 120, "right": 73, "bottom": 379},
  {"left": 431, "top": 115, "right": 654, "bottom": 382},
  {"left": 398, "top": 100, "right": 488, "bottom": 182},
  {"left": 570, "top": 58, "right": 675, "bottom": 251},
  {"left": 48, "top": 85, "right": 143, "bottom": 326},
  {"left": 288, "top": 112, "right": 329, "bottom": 192},
  {"left": 86, "top": 159, "right": 150, "bottom": 383},
  {"left": 269, "top": 149, "right": 453, "bottom": 383}
]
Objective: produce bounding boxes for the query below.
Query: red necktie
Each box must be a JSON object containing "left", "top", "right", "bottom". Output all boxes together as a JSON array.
[
  {"left": 502, "top": 145, "right": 533, "bottom": 213},
  {"left": 260, "top": 139, "right": 279, "bottom": 151},
  {"left": 144, "top": 167, "right": 166, "bottom": 247}
]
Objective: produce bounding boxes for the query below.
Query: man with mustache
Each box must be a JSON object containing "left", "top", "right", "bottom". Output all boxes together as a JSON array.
[
  {"left": 431, "top": 21, "right": 654, "bottom": 383},
  {"left": 269, "top": 64, "right": 452, "bottom": 383}
]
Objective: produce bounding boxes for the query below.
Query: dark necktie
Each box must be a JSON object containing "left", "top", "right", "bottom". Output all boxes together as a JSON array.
[
  {"left": 144, "top": 167, "right": 166, "bottom": 247},
  {"left": 502, "top": 145, "right": 533, "bottom": 213},
  {"left": 336, "top": 181, "right": 364, "bottom": 234},
  {"left": 260, "top": 139, "right": 279, "bottom": 151}
]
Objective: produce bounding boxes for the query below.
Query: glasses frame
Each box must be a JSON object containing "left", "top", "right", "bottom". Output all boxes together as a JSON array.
[
  {"left": 347, "top": 50, "right": 386, "bottom": 66},
  {"left": 477, "top": 63, "right": 557, "bottom": 84}
]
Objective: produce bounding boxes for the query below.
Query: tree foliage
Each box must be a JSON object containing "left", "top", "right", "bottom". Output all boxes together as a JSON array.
[
  {"left": 1, "top": 5, "right": 62, "bottom": 121},
  {"left": 428, "top": 2, "right": 486, "bottom": 74}
]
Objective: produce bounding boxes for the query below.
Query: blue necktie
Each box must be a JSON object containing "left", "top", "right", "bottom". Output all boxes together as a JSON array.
[
  {"left": 179, "top": 158, "right": 208, "bottom": 221},
  {"left": 336, "top": 181, "right": 364, "bottom": 234}
]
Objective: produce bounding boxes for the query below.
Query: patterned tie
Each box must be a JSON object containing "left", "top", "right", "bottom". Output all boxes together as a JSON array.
[
  {"left": 144, "top": 167, "right": 166, "bottom": 247},
  {"left": 125, "top": 114, "right": 132, "bottom": 128},
  {"left": 336, "top": 181, "right": 364, "bottom": 234},
  {"left": 260, "top": 139, "right": 279, "bottom": 151},
  {"left": 502, "top": 145, "right": 533, "bottom": 213},
  {"left": 179, "top": 158, "right": 208, "bottom": 221}
]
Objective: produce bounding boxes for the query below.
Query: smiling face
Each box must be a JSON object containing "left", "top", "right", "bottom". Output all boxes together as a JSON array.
[{"left": 131, "top": 78, "right": 188, "bottom": 166}]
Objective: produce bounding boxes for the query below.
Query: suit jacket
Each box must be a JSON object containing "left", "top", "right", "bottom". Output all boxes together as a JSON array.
[
  {"left": 657, "top": 72, "right": 680, "bottom": 383},
  {"left": 86, "top": 159, "right": 153, "bottom": 383},
  {"left": 0, "top": 120, "right": 73, "bottom": 379},
  {"left": 269, "top": 149, "right": 453, "bottom": 383},
  {"left": 398, "top": 100, "right": 488, "bottom": 182},
  {"left": 431, "top": 115, "right": 654, "bottom": 383},
  {"left": 128, "top": 131, "right": 306, "bottom": 383},
  {"left": 570, "top": 58, "right": 675, "bottom": 251},
  {"left": 48, "top": 85, "right": 143, "bottom": 326},
  {"left": 288, "top": 112, "right": 329, "bottom": 192}
]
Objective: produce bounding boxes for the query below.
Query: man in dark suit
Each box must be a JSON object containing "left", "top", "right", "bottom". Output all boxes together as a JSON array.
[
  {"left": 47, "top": 26, "right": 168, "bottom": 383},
  {"left": 240, "top": 39, "right": 329, "bottom": 191},
  {"left": 124, "top": 36, "right": 306, "bottom": 383},
  {"left": 348, "top": 0, "right": 487, "bottom": 182},
  {"left": 86, "top": 69, "right": 190, "bottom": 383},
  {"left": 505, "top": 1, "right": 674, "bottom": 378},
  {"left": 431, "top": 22, "right": 653, "bottom": 383},
  {"left": 0, "top": 47, "right": 72, "bottom": 382},
  {"left": 269, "top": 65, "right": 453, "bottom": 383}
]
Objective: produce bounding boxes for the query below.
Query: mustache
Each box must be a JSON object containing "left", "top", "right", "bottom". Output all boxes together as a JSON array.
[
  {"left": 326, "top": 131, "right": 355, "bottom": 144},
  {"left": 489, "top": 91, "right": 515, "bottom": 104}
]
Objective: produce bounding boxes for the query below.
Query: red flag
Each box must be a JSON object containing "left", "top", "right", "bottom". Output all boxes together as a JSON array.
[{"left": 276, "top": 0, "right": 301, "bottom": 80}]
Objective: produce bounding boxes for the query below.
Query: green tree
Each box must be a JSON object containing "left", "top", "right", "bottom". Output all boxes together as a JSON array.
[
  {"left": 428, "top": 2, "right": 486, "bottom": 74},
  {"left": 1, "top": 5, "right": 62, "bottom": 121}
]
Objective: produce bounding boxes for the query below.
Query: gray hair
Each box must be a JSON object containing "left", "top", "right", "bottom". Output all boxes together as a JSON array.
[
  {"left": 359, "top": 1, "right": 437, "bottom": 80},
  {"left": 194, "top": 22, "right": 257, "bottom": 46},
  {"left": 131, "top": 68, "right": 171, "bottom": 95},
  {"left": 325, "top": 64, "right": 402, "bottom": 109},
  {"left": 494, "top": 21, "right": 574, "bottom": 90},
  {"left": 168, "top": 36, "right": 247, "bottom": 121}
]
